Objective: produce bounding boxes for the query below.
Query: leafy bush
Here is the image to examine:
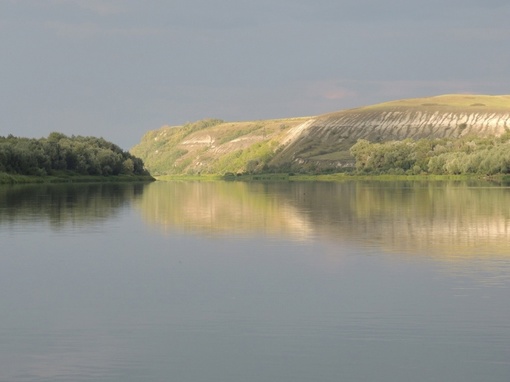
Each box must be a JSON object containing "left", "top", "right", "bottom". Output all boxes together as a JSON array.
[{"left": 350, "top": 135, "right": 510, "bottom": 175}]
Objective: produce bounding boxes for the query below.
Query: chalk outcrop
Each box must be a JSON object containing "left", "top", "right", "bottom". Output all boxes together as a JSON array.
[{"left": 274, "top": 95, "right": 510, "bottom": 169}]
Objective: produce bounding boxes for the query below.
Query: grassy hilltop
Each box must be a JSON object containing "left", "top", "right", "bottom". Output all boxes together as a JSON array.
[{"left": 130, "top": 94, "right": 510, "bottom": 176}]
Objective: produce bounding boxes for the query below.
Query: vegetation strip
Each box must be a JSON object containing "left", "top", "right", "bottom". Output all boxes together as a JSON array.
[{"left": 350, "top": 133, "right": 510, "bottom": 175}]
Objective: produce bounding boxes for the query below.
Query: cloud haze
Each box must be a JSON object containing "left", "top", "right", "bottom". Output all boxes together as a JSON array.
[{"left": 1, "top": 0, "right": 509, "bottom": 148}]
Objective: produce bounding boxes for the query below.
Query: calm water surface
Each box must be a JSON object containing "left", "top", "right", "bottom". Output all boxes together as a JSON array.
[{"left": 1, "top": 181, "right": 509, "bottom": 382}]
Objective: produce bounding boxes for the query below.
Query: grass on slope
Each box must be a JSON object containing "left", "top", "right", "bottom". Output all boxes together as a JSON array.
[{"left": 131, "top": 117, "right": 309, "bottom": 175}]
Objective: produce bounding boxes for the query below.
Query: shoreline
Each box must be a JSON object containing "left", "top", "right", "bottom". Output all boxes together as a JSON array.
[
  {"left": 155, "top": 173, "right": 510, "bottom": 184},
  {"left": 0, "top": 173, "right": 156, "bottom": 185},
  {"left": 3, "top": 172, "right": 507, "bottom": 185}
]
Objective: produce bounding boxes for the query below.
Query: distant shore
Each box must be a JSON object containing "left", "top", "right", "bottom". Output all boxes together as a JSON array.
[
  {"left": 155, "top": 173, "right": 510, "bottom": 184},
  {"left": 5, "top": 172, "right": 506, "bottom": 185},
  {"left": 0, "top": 172, "right": 156, "bottom": 185}
]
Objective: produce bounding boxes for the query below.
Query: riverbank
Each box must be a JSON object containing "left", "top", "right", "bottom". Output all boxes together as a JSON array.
[
  {"left": 155, "top": 173, "right": 510, "bottom": 184},
  {"left": 0, "top": 172, "right": 156, "bottom": 185}
]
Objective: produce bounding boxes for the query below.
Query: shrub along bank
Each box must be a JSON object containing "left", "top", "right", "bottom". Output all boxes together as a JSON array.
[{"left": 350, "top": 133, "right": 510, "bottom": 176}]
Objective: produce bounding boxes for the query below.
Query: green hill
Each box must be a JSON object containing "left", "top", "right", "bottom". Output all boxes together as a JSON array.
[{"left": 130, "top": 94, "right": 510, "bottom": 175}]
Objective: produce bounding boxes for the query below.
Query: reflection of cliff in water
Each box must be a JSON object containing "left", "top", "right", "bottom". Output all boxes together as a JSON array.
[
  {"left": 136, "top": 181, "right": 510, "bottom": 257},
  {"left": 0, "top": 183, "right": 145, "bottom": 229},
  {"left": 135, "top": 181, "right": 314, "bottom": 239}
]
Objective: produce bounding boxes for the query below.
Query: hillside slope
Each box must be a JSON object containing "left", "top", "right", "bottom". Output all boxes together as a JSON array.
[
  {"left": 131, "top": 95, "right": 510, "bottom": 175},
  {"left": 130, "top": 117, "right": 310, "bottom": 175}
]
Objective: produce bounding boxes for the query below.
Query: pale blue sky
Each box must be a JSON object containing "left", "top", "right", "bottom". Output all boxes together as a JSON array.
[{"left": 1, "top": 0, "right": 509, "bottom": 149}]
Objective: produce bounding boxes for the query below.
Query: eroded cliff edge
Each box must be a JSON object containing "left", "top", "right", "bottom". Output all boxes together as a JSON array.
[{"left": 274, "top": 94, "right": 510, "bottom": 170}]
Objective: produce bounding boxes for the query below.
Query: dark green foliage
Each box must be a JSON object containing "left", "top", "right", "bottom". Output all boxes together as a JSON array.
[
  {"left": 350, "top": 134, "right": 510, "bottom": 175},
  {"left": 0, "top": 133, "right": 149, "bottom": 177}
]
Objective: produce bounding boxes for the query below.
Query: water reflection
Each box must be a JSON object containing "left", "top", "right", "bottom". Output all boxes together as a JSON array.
[
  {"left": 0, "top": 183, "right": 145, "bottom": 229},
  {"left": 2, "top": 180, "right": 509, "bottom": 381},
  {"left": 136, "top": 180, "right": 510, "bottom": 258},
  {"left": 2, "top": 180, "right": 510, "bottom": 258},
  {"left": 134, "top": 181, "right": 314, "bottom": 239}
]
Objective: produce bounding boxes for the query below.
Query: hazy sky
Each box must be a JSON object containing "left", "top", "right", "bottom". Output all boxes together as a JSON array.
[{"left": 2, "top": 0, "right": 509, "bottom": 149}]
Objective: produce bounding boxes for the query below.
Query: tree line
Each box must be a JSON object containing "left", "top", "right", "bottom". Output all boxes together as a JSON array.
[
  {"left": 350, "top": 132, "right": 510, "bottom": 175},
  {"left": 0, "top": 132, "right": 148, "bottom": 176}
]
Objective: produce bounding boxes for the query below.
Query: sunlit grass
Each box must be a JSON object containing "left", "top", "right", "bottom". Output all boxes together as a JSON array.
[{"left": 364, "top": 94, "right": 510, "bottom": 110}]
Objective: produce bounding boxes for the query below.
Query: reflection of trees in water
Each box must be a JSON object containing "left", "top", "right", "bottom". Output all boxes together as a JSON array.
[
  {"left": 282, "top": 180, "right": 510, "bottom": 257},
  {"left": 0, "top": 183, "right": 145, "bottom": 229},
  {"left": 137, "top": 180, "right": 510, "bottom": 257},
  {"left": 6, "top": 180, "right": 508, "bottom": 257}
]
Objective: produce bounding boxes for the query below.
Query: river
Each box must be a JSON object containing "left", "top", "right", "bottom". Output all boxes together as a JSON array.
[{"left": 1, "top": 180, "right": 509, "bottom": 381}]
